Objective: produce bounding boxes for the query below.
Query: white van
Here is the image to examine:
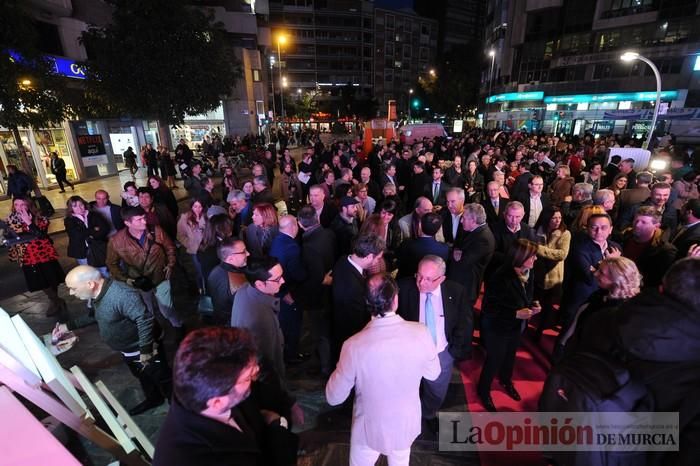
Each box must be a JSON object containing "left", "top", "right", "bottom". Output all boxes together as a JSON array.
[{"left": 398, "top": 123, "right": 447, "bottom": 144}]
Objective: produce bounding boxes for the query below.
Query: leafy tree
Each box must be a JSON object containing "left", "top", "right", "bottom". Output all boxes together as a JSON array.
[
  {"left": 0, "top": 0, "right": 72, "bottom": 190},
  {"left": 80, "top": 0, "right": 242, "bottom": 148}
]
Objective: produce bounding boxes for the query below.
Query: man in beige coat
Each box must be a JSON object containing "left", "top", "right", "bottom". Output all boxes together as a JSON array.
[{"left": 326, "top": 274, "right": 440, "bottom": 466}]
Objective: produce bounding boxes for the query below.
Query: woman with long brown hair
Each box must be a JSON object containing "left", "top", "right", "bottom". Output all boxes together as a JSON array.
[
  {"left": 177, "top": 198, "right": 207, "bottom": 292},
  {"left": 64, "top": 195, "right": 111, "bottom": 277}
]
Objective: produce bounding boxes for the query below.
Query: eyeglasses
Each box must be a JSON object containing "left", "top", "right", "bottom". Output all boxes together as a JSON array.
[
  {"left": 266, "top": 275, "right": 284, "bottom": 283},
  {"left": 231, "top": 250, "right": 248, "bottom": 255},
  {"left": 415, "top": 273, "right": 443, "bottom": 284}
]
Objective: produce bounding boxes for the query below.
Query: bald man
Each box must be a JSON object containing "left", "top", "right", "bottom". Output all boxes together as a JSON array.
[
  {"left": 56, "top": 265, "right": 172, "bottom": 416},
  {"left": 270, "top": 215, "right": 309, "bottom": 363}
]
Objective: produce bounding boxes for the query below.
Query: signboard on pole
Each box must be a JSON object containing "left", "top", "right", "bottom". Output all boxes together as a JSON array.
[{"left": 76, "top": 135, "right": 108, "bottom": 166}]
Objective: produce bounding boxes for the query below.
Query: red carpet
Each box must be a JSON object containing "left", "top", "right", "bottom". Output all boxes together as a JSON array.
[{"left": 458, "top": 295, "right": 560, "bottom": 466}]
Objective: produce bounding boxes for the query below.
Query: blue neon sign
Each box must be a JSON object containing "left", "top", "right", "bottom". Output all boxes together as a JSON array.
[
  {"left": 8, "top": 50, "right": 86, "bottom": 80},
  {"left": 544, "top": 90, "right": 678, "bottom": 104},
  {"left": 487, "top": 91, "right": 544, "bottom": 104}
]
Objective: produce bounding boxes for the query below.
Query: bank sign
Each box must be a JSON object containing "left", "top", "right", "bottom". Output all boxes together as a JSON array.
[{"left": 9, "top": 51, "right": 86, "bottom": 79}]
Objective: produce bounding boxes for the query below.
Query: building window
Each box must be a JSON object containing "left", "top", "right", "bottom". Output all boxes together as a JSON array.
[
  {"left": 252, "top": 69, "right": 261, "bottom": 82},
  {"left": 403, "top": 45, "right": 411, "bottom": 59},
  {"left": 386, "top": 14, "right": 394, "bottom": 29}
]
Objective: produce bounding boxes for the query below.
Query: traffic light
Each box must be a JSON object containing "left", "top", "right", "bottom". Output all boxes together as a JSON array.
[{"left": 412, "top": 98, "right": 420, "bottom": 109}]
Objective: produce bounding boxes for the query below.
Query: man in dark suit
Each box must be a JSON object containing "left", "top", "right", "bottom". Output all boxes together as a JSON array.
[
  {"left": 482, "top": 181, "right": 508, "bottom": 227},
  {"left": 153, "top": 327, "right": 298, "bottom": 466},
  {"left": 90, "top": 189, "right": 124, "bottom": 237},
  {"left": 447, "top": 204, "right": 496, "bottom": 307},
  {"left": 308, "top": 184, "right": 338, "bottom": 228},
  {"left": 442, "top": 187, "right": 466, "bottom": 246},
  {"left": 560, "top": 213, "right": 621, "bottom": 336},
  {"left": 673, "top": 199, "right": 700, "bottom": 259},
  {"left": 603, "top": 155, "right": 621, "bottom": 187},
  {"left": 50, "top": 151, "right": 74, "bottom": 192},
  {"left": 424, "top": 166, "right": 450, "bottom": 207},
  {"left": 407, "top": 161, "right": 431, "bottom": 208},
  {"left": 380, "top": 163, "right": 400, "bottom": 192},
  {"left": 510, "top": 161, "right": 534, "bottom": 201},
  {"left": 397, "top": 212, "right": 449, "bottom": 278},
  {"left": 270, "top": 215, "right": 308, "bottom": 364},
  {"left": 398, "top": 255, "right": 472, "bottom": 427},
  {"left": 515, "top": 175, "right": 551, "bottom": 228},
  {"left": 331, "top": 234, "right": 385, "bottom": 361},
  {"left": 615, "top": 171, "right": 653, "bottom": 231},
  {"left": 297, "top": 206, "right": 337, "bottom": 376},
  {"left": 488, "top": 201, "right": 536, "bottom": 277}
]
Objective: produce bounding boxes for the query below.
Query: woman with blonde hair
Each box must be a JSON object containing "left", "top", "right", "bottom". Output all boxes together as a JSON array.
[
  {"left": 244, "top": 202, "right": 279, "bottom": 256},
  {"left": 560, "top": 256, "right": 642, "bottom": 356}
]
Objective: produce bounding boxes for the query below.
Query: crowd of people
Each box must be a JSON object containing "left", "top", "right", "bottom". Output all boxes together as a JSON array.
[{"left": 3, "top": 128, "right": 700, "bottom": 465}]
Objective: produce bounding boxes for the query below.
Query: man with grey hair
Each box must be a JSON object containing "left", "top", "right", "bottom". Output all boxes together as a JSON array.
[
  {"left": 252, "top": 175, "right": 276, "bottom": 205},
  {"left": 448, "top": 203, "right": 496, "bottom": 308},
  {"left": 56, "top": 265, "right": 171, "bottom": 415},
  {"left": 227, "top": 189, "right": 252, "bottom": 230},
  {"left": 593, "top": 188, "right": 616, "bottom": 213},
  {"left": 616, "top": 171, "right": 654, "bottom": 230},
  {"left": 398, "top": 255, "right": 472, "bottom": 432},
  {"left": 398, "top": 196, "right": 445, "bottom": 242},
  {"left": 562, "top": 182, "right": 594, "bottom": 228}
]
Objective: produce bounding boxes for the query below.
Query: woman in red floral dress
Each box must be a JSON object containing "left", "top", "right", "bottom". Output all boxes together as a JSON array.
[{"left": 5, "top": 197, "right": 66, "bottom": 317}]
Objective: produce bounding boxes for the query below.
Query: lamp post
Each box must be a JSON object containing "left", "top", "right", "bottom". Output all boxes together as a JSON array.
[
  {"left": 269, "top": 56, "right": 276, "bottom": 119},
  {"left": 408, "top": 88, "right": 414, "bottom": 121},
  {"left": 277, "top": 34, "right": 287, "bottom": 122},
  {"left": 485, "top": 49, "right": 496, "bottom": 129},
  {"left": 621, "top": 51, "right": 661, "bottom": 150}
]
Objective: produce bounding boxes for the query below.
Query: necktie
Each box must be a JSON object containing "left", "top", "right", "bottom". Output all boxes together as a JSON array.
[
  {"left": 425, "top": 292, "right": 436, "bottom": 344},
  {"left": 493, "top": 200, "right": 499, "bottom": 214},
  {"left": 433, "top": 183, "right": 439, "bottom": 202}
]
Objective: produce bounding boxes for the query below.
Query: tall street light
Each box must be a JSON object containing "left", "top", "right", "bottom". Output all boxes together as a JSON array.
[
  {"left": 278, "top": 34, "right": 287, "bottom": 121},
  {"left": 621, "top": 51, "right": 661, "bottom": 150},
  {"left": 485, "top": 49, "right": 496, "bottom": 129},
  {"left": 408, "top": 88, "right": 414, "bottom": 121},
  {"left": 269, "top": 56, "right": 277, "bottom": 119}
]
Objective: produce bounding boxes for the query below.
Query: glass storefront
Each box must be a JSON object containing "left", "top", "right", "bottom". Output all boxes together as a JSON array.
[{"left": 0, "top": 126, "right": 77, "bottom": 192}]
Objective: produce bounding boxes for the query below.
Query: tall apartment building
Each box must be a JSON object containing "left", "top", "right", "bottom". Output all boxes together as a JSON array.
[
  {"left": 267, "top": 0, "right": 374, "bottom": 104},
  {"left": 482, "top": 0, "right": 700, "bottom": 140},
  {"left": 373, "top": 7, "right": 439, "bottom": 112}
]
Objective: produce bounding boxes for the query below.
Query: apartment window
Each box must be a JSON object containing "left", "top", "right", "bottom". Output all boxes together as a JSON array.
[
  {"left": 403, "top": 45, "right": 411, "bottom": 59},
  {"left": 394, "top": 60, "right": 402, "bottom": 68},
  {"left": 385, "top": 70, "right": 394, "bottom": 83},
  {"left": 385, "top": 42, "right": 394, "bottom": 57},
  {"left": 252, "top": 69, "right": 261, "bottom": 82},
  {"left": 386, "top": 14, "right": 394, "bottom": 29},
  {"left": 419, "top": 47, "right": 428, "bottom": 61}
]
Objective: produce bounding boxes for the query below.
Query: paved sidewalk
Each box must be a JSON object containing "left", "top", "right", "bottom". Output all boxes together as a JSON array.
[{"left": 0, "top": 169, "right": 190, "bottom": 235}]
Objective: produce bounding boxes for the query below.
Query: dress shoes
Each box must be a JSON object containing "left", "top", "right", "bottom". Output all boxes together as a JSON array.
[
  {"left": 479, "top": 393, "right": 497, "bottom": 412},
  {"left": 501, "top": 382, "right": 521, "bottom": 401},
  {"left": 128, "top": 397, "right": 164, "bottom": 416}
]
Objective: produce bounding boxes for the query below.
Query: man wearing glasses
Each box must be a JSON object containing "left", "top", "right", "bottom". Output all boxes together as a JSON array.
[
  {"left": 207, "top": 238, "right": 249, "bottom": 325},
  {"left": 398, "top": 255, "right": 472, "bottom": 433},
  {"left": 231, "top": 256, "right": 286, "bottom": 381}
]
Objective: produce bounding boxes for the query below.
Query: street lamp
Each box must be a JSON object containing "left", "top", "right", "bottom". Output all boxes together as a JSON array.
[
  {"left": 621, "top": 51, "right": 661, "bottom": 150},
  {"left": 408, "top": 88, "right": 414, "bottom": 121},
  {"left": 485, "top": 49, "right": 496, "bottom": 129},
  {"left": 429, "top": 68, "right": 436, "bottom": 77},
  {"left": 269, "top": 56, "right": 276, "bottom": 118},
  {"left": 277, "top": 34, "right": 288, "bottom": 121}
]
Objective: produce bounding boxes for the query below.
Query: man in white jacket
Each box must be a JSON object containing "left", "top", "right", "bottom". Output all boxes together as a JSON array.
[{"left": 326, "top": 273, "right": 441, "bottom": 466}]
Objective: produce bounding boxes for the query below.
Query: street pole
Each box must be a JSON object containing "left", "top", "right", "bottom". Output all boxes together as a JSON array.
[
  {"left": 408, "top": 88, "right": 413, "bottom": 122},
  {"left": 278, "top": 40, "right": 285, "bottom": 123},
  {"left": 270, "top": 57, "right": 276, "bottom": 119},
  {"left": 621, "top": 52, "right": 661, "bottom": 150},
  {"left": 486, "top": 50, "right": 495, "bottom": 130}
]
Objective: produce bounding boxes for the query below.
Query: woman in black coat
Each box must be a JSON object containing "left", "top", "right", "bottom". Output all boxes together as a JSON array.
[
  {"left": 149, "top": 175, "right": 179, "bottom": 219},
  {"left": 64, "top": 196, "right": 111, "bottom": 276},
  {"left": 477, "top": 238, "right": 541, "bottom": 412}
]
